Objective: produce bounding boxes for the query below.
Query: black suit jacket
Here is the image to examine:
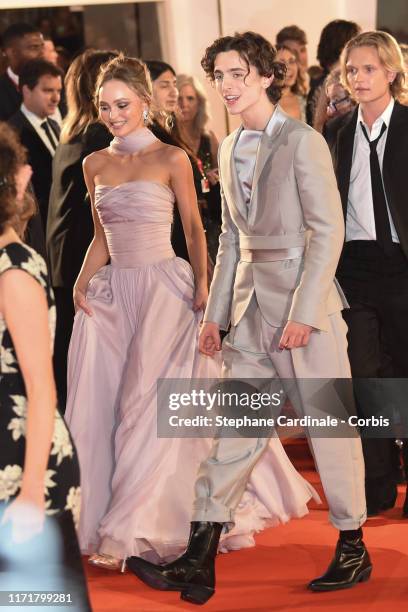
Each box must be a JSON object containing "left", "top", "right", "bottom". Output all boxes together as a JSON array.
[
  {"left": 9, "top": 110, "right": 57, "bottom": 232},
  {"left": 0, "top": 73, "right": 22, "bottom": 121},
  {"left": 46, "top": 122, "right": 112, "bottom": 288},
  {"left": 334, "top": 101, "right": 408, "bottom": 260}
]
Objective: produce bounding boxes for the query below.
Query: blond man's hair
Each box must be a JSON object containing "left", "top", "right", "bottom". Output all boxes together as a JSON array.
[{"left": 340, "top": 31, "right": 407, "bottom": 102}]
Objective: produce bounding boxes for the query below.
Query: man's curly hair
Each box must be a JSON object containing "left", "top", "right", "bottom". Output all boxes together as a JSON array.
[{"left": 201, "top": 31, "right": 286, "bottom": 104}]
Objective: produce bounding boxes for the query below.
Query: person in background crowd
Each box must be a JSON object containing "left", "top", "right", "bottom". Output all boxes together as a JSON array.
[
  {"left": 46, "top": 49, "right": 117, "bottom": 410},
  {"left": 42, "top": 36, "right": 59, "bottom": 65},
  {"left": 9, "top": 59, "right": 63, "bottom": 233},
  {"left": 335, "top": 31, "right": 408, "bottom": 517},
  {"left": 146, "top": 60, "right": 179, "bottom": 132},
  {"left": 276, "top": 45, "right": 307, "bottom": 121},
  {"left": 276, "top": 24, "right": 309, "bottom": 84},
  {"left": 145, "top": 59, "right": 189, "bottom": 262},
  {"left": 0, "top": 121, "right": 90, "bottom": 610},
  {"left": 175, "top": 74, "right": 221, "bottom": 264},
  {"left": 306, "top": 20, "right": 360, "bottom": 127},
  {"left": 314, "top": 68, "right": 356, "bottom": 150},
  {"left": 0, "top": 23, "right": 44, "bottom": 122}
]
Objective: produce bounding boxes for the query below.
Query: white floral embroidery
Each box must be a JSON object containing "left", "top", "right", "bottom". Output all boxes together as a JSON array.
[
  {"left": 7, "top": 395, "right": 27, "bottom": 441},
  {"left": 51, "top": 414, "right": 73, "bottom": 465},
  {"left": 0, "top": 250, "right": 12, "bottom": 274},
  {"left": 21, "top": 253, "right": 47, "bottom": 288},
  {"left": 1, "top": 345, "right": 18, "bottom": 373},
  {"left": 45, "top": 498, "right": 59, "bottom": 516},
  {"left": 65, "top": 487, "right": 81, "bottom": 529},
  {"left": 0, "top": 464, "right": 23, "bottom": 501},
  {"left": 44, "top": 469, "right": 57, "bottom": 494}
]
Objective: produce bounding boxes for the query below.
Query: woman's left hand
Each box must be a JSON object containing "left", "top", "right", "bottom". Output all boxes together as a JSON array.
[
  {"left": 1, "top": 488, "right": 45, "bottom": 543},
  {"left": 193, "top": 283, "right": 208, "bottom": 312}
]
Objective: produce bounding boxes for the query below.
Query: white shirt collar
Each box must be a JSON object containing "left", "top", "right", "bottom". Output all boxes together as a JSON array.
[
  {"left": 240, "top": 107, "right": 278, "bottom": 136},
  {"left": 358, "top": 97, "right": 395, "bottom": 135},
  {"left": 7, "top": 66, "right": 19, "bottom": 86},
  {"left": 20, "top": 103, "right": 47, "bottom": 129}
]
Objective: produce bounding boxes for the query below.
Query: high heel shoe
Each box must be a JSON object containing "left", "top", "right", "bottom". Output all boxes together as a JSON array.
[{"left": 88, "top": 554, "right": 126, "bottom": 573}]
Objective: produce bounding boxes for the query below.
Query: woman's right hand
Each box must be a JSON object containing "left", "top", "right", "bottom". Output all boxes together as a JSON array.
[{"left": 73, "top": 284, "right": 93, "bottom": 316}]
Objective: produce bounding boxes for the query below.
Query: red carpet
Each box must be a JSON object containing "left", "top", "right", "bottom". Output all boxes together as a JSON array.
[{"left": 86, "top": 440, "right": 408, "bottom": 611}]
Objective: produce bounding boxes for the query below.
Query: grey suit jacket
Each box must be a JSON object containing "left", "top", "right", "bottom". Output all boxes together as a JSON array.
[{"left": 204, "top": 106, "right": 348, "bottom": 332}]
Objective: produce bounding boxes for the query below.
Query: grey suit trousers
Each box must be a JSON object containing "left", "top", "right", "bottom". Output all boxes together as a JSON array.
[{"left": 192, "top": 296, "right": 367, "bottom": 531}]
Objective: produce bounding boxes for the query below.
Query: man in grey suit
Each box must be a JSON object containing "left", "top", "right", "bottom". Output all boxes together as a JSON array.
[{"left": 127, "top": 31, "right": 371, "bottom": 604}]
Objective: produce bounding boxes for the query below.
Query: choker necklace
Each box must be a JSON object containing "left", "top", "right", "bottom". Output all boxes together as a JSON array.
[{"left": 109, "top": 127, "right": 158, "bottom": 155}]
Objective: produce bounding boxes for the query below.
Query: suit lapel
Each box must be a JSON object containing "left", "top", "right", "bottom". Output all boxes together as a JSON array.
[
  {"left": 246, "top": 106, "right": 287, "bottom": 226},
  {"left": 221, "top": 126, "right": 248, "bottom": 221},
  {"left": 19, "top": 112, "right": 53, "bottom": 158},
  {"left": 251, "top": 106, "right": 287, "bottom": 191},
  {"left": 383, "top": 101, "right": 404, "bottom": 180},
  {"left": 335, "top": 108, "right": 357, "bottom": 218}
]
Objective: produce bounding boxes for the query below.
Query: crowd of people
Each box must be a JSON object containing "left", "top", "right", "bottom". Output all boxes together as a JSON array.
[{"left": 0, "top": 15, "right": 408, "bottom": 609}]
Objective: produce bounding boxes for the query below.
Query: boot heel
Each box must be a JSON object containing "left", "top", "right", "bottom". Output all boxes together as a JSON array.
[
  {"left": 120, "top": 559, "right": 127, "bottom": 574},
  {"left": 181, "top": 584, "right": 215, "bottom": 605},
  {"left": 358, "top": 566, "right": 372, "bottom": 583}
]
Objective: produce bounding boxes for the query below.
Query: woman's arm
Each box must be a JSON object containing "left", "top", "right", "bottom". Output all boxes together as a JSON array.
[
  {"left": 169, "top": 147, "right": 208, "bottom": 311},
  {"left": 73, "top": 153, "right": 110, "bottom": 315},
  {"left": 0, "top": 269, "right": 55, "bottom": 540}
]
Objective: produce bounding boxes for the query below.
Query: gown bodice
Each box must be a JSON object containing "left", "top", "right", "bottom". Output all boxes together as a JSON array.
[{"left": 94, "top": 180, "right": 176, "bottom": 267}]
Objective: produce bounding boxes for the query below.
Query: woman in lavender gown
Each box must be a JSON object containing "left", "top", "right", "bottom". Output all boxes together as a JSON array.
[{"left": 65, "top": 55, "right": 318, "bottom": 570}]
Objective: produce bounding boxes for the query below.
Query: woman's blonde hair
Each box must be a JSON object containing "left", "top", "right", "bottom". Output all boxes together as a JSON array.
[
  {"left": 176, "top": 74, "right": 210, "bottom": 134},
  {"left": 94, "top": 54, "right": 153, "bottom": 121},
  {"left": 60, "top": 49, "right": 118, "bottom": 144},
  {"left": 340, "top": 31, "right": 407, "bottom": 102}
]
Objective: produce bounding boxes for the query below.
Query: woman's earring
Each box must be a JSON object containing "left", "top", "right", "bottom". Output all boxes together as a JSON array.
[{"left": 143, "top": 109, "right": 149, "bottom": 123}]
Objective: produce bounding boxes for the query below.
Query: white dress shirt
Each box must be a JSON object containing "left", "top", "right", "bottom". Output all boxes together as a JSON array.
[
  {"left": 7, "top": 66, "right": 19, "bottom": 87},
  {"left": 20, "top": 103, "right": 58, "bottom": 156},
  {"left": 346, "top": 97, "right": 399, "bottom": 243}
]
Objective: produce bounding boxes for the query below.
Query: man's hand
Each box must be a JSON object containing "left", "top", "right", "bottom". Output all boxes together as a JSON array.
[
  {"left": 279, "top": 320, "right": 313, "bottom": 350},
  {"left": 199, "top": 321, "right": 221, "bottom": 357}
]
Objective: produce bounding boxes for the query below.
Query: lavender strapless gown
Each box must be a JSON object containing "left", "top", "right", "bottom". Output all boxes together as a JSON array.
[{"left": 65, "top": 180, "right": 319, "bottom": 561}]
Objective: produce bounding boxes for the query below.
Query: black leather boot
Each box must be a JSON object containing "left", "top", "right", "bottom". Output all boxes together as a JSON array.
[
  {"left": 308, "top": 528, "right": 372, "bottom": 591},
  {"left": 126, "top": 521, "right": 223, "bottom": 605}
]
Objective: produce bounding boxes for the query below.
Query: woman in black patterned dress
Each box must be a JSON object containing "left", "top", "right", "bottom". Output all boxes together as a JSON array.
[{"left": 0, "top": 123, "right": 90, "bottom": 610}]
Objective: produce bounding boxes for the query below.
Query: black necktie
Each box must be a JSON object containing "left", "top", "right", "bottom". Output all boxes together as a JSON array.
[
  {"left": 41, "top": 119, "right": 58, "bottom": 151},
  {"left": 360, "top": 121, "right": 394, "bottom": 255}
]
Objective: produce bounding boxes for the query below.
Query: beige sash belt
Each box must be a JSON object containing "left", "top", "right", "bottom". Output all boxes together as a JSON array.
[{"left": 240, "top": 246, "right": 305, "bottom": 262}]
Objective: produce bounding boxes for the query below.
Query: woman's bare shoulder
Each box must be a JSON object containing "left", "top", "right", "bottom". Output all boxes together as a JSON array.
[
  {"left": 83, "top": 148, "right": 110, "bottom": 173},
  {"left": 162, "top": 143, "right": 190, "bottom": 165}
]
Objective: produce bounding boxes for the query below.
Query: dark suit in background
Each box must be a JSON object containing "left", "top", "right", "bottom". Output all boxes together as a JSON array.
[
  {"left": 9, "top": 109, "right": 59, "bottom": 232},
  {"left": 47, "top": 122, "right": 112, "bottom": 408},
  {"left": 0, "top": 72, "right": 22, "bottom": 121},
  {"left": 335, "top": 101, "right": 408, "bottom": 513}
]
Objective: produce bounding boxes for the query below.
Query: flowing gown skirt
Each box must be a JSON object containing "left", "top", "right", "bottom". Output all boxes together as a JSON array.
[{"left": 66, "top": 257, "right": 319, "bottom": 561}]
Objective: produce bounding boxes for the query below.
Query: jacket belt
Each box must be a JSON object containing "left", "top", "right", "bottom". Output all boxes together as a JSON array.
[
  {"left": 239, "top": 232, "right": 307, "bottom": 250},
  {"left": 240, "top": 246, "right": 305, "bottom": 262}
]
